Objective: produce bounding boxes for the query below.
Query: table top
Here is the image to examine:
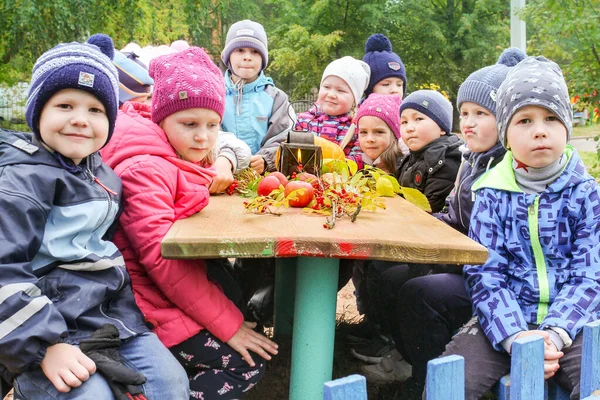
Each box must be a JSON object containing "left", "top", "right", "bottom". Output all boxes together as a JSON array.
[{"left": 161, "top": 194, "right": 488, "bottom": 265}]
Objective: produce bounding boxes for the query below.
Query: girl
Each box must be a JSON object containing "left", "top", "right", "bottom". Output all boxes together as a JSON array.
[
  {"left": 356, "top": 93, "right": 403, "bottom": 173},
  {"left": 101, "top": 47, "right": 278, "bottom": 400},
  {"left": 295, "top": 56, "right": 370, "bottom": 168}
]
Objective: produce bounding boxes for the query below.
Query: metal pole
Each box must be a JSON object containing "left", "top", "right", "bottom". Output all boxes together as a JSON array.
[{"left": 511, "top": 0, "right": 527, "bottom": 51}]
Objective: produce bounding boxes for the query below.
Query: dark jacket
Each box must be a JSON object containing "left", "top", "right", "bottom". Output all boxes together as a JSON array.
[
  {"left": 435, "top": 142, "right": 506, "bottom": 234},
  {"left": 395, "top": 134, "right": 462, "bottom": 213},
  {"left": 0, "top": 130, "right": 147, "bottom": 378}
]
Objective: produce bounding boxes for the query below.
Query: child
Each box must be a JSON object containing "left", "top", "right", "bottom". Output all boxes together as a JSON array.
[
  {"left": 0, "top": 34, "right": 188, "bottom": 399},
  {"left": 439, "top": 56, "right": 600, "bottom": 400},
  {"left": 221, "top": 20, "right": 294, "bottom": 174},
  {"left": 356, "top": 93, "right": 403, "bottom": 173},
  {"left": 101, "top": 46, "right": 278, "bottom": 400},
  {"left": 367, "top": 48, "right": 526, "bottom": 390},
  {"left": 113, "top": 50, "right": 153, "bottom": 105},
  {"left": 295, "top": 56, "right": 370, "bottom": 168},
  {"left": 362, "top": 33, "right": 406, "bottom": 98}
]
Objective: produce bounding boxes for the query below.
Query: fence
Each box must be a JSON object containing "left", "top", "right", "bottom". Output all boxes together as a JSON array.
[{"left": 325, "top": 320, "right": 600, "bottom": 400}]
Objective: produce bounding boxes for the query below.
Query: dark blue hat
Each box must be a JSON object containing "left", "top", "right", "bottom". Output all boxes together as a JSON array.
[
  {"left": 362, "top": 34, "right": 407, "bottom": 96},
  {"left": 400, "top": 90, "right": 453, "bottom": 134},
  {"left": 25, "top": 34, "right": 119, "bottom": 146}
]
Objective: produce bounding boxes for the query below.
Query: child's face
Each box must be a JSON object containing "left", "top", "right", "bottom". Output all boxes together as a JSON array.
[
  {"left": 400, "top": 109, "right": 444, "bottom": 151},
  {"left": 506, "top": 105, "right": 567, "bottom": 168},
  {"left": 160, "top": 108, "right": 220, "bottom": 163},
  {"left": 317, "top": 76, "right": 354, "bottom": 116},
  {"left": 459, "top": 102, "right": 498, "bottom": 153},
  {"left": 358, "top": 116, "right": 394, "bottom": 161},
  {"left": 229, "top": 47, "right": 262, "bottom": 82},
  {"left": 39, "top": 88, "right": 109, "bottom": 165},
  {"left": 372, "top": 78, "right": 404, "bottom": 99}
]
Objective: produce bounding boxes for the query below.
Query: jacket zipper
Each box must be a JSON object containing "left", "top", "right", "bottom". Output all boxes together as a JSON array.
[
  {"left": 528, "top": 196, "right": 550, "bottom": 323},
  {"left": 86, "top": 165, "right": 115, "bottom": 235}
]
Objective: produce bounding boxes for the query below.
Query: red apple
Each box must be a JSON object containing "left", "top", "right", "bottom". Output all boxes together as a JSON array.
[
  {"left": 285, "top": 181, "right": 314, "bottom": 207},
  {"left": 257, "top": 175, "right": 281, "bottom": 196},
  {"left": 269, "top": 171, "right": 289, "bottom": 187},
  {"left": 298, "top": 172, "right": 318, "bottom": 182}
]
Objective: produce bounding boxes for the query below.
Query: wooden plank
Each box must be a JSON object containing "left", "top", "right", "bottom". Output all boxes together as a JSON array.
[
  {"left": 426, "top": 355, "right": 464, "bottom": 400},
  {"left": 581, "top": 321, "right": 600, "bottom": 399},
  {"left": 323, "top": 374, "right": 367, "bottom": 400},
  {"left": 161, "top": 195, "right": 488, "bottom": 265},
  {"left": 510, "top": 336, "right": 545, "bottom": 400}
]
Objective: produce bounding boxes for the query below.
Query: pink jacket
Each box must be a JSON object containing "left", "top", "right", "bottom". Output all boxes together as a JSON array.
[{"left": 101, "top": 102, "right": 243, "bottom": 348}]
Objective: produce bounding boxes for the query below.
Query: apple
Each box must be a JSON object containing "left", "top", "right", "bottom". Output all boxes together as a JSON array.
[
  {"left": 257, "top": 175, "right": 281, "bottom": 196},
  {"left": 269, "top": 171, "right": 289, "bottom": 187},
  {"left": 298, "top": 172, "right": 318, "bottom": 182},
  {"left": 321, "top": 172, "right": 335, "bottom": 184},
  {"left": 284, "top": 181, "right": 314, "bottom": 207}
]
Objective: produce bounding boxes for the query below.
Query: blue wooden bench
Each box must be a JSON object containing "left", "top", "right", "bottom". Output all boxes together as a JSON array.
[{"left": 324, "top": 321, "right": 600, "bottom": 400}]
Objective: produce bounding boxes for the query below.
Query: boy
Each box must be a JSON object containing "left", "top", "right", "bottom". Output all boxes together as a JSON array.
[
  {"left": 440, "top": 56, "right": 600, "bottom": 400},
  {"left": 0, "top": 34, "right": 189, "bottom": 399},
  {"left": 221, "top": 20, "right": 293, "bottom": 174}
]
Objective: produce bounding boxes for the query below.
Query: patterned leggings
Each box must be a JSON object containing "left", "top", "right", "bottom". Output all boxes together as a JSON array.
[{"left": 170, "top": 330, "right": 266, "bottom": 400}]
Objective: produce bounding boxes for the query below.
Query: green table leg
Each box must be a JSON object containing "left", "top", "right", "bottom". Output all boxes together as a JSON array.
[
  {"left": 289, "top": 256, "right": 339, "bottom": 400},
  {"left": 274, "top": 258, "right": 297, "bottom": 338}
]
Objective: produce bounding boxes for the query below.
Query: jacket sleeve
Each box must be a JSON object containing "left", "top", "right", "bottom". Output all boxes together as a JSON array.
[
  {"left": 465, "top": 188, "right": 528, "bottom": 351},
  {"left": 117, "top": 160, "right": 244, "bottom": 342},
  {"left": 0, "top": 170, "right": 68, "bottom": 373},
  {"left": 217, "top": 131, "right": 252, "bottom": 173},
  {"left": 539, "top": 182, "right": 600, "bottom": 340},
  {"left": 257, "top": 86, "right": 295, "bottom": 172}
]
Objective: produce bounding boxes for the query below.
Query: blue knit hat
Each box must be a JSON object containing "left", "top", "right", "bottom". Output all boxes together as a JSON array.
[
  {"left": 221, "top": 20, "right": 268, "bottom": 70},
  {"left": 496, "top": 56, "right": 572, "bottom": 148},
  {"left": 400, "top": 90, "right": 453, "bottom": 134},
  {"left": 113, "top": 50, "right": 153, "bottom": 105},
  {"left": 26, "top": 34, "right": 119, "bottom": 145},
  {"left": 362, "top": 34, "right": 407, "bottom": 97},
  {"left": 457, "top": 47, "right": 526, "bottom": 114}
]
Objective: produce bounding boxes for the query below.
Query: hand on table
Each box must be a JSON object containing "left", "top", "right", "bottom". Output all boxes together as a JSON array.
[
  {"left": 227, "top": 321, "right": 278, "bottom": 367},
  {"left": 41, "top": 343, "right": 96, "bottom": 392},
  {"left": 514, "top": 330, "right": 563, "bottom": 379},
  {"left": 250, "top": 155, "right": 266, "bottom": 175},
  {"left": 209, "top": 156, "right": 235, "bottom": 194}
]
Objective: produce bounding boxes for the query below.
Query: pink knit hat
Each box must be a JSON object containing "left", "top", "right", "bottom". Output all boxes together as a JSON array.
[
  {"left": 149, "top": 47, "right": 225, "bottom": 124},
  {"left": 356, "top": 94, "right": 402, "bottom": 139}
]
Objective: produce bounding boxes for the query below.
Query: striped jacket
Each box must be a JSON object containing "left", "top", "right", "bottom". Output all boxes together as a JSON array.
[
  {"left": 294, "top": 105, "right": 364, "bottom": 169},
  {"left": 466, "top": 146, "right": 600, "bottom": 351},
  {"left": 0, "top": 130, "right": 147, "bottom": 377}
]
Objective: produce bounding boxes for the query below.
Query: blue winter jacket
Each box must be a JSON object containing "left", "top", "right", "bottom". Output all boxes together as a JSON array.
[
  {"left": 222, "top": 71, "right": 293, "bottom": 171},
  {"left": 0, "top": 130, "right": 147, "bottom": 377},
  {"left": 466, "top": 146, "right": 600, "bottom": 351}
]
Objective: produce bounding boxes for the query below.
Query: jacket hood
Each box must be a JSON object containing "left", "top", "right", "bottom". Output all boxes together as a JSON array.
[
  {"left": 225, "top": 71, "right": 273, "bottom": 94},
  {"left": 465, "top": 142, "right": 507, "bottom": 170},
  {"left": 472, "top": 145, "right": 592, "bottom": 193},
  {"left": 101, "top": 102, "right": 178, "bottom": 169}
]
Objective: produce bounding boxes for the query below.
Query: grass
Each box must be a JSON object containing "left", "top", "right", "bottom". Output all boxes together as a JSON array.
[
  {"left": 579, "top": 151, "right": 600, "bottom": 180},
  {"left": 572, "top": 124, "right": 600, "bottom": 138}
]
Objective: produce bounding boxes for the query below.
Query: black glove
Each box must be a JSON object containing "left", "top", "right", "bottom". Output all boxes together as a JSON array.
[{"left": 80, "top": 324, "right": 148, "bottom": 400}]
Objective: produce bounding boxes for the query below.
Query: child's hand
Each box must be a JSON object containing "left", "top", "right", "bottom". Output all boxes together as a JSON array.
[
  {"left": 250, "top": 155, "right": 266, "bottom": 175},
  {"left": 210, "top": 156, "right": 235, "bottom": 194},
  {"left": 41, "top": 343, "right": 96, "bottom": 392},
  {"left": 514, "top": 330, "right": 563, "bottom": 379},
  {"left": 227, "top": 321, "right": 278, "bottom": 367}
]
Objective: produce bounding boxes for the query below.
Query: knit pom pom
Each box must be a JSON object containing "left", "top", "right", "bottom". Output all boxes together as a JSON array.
[
  {"left": 497, "top": 47, "right": 526, "bottom": 67},
  {"left": 365, "top": 34, "right": 392, "bottom": 53},
  {"left": 87, "top": 34, "right": 115, "bottom": 60}
]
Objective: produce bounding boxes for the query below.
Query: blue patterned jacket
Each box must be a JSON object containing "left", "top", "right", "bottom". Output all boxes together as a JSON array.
[{"left": 466, "top": 146, "right": 600, "bottom": 351}]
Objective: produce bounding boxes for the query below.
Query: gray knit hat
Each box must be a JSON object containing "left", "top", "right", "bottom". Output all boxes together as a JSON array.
[
  {"left": 457, "top": 47, "right": 527, "bottom": 114},
  {"left": 496, "top": 56, "right": 572, "bottom": 148},
  {"left": 400, "top": 90, "right": 453, "bottom": 134},
  {"left": 221, "top": 20, "right": 268, "bottom": 70}
]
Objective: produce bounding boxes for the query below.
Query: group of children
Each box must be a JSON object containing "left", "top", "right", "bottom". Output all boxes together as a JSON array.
[{"left": 0, "top": 16, "right": 598, "bottom": 400}]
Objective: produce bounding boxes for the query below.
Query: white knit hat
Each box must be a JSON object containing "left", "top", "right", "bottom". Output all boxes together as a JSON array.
[{"left": 321, "top": 56, "right": 371, "bottom": 107}]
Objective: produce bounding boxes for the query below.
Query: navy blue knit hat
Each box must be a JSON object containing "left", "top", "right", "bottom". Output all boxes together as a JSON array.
[
  {"left": 400, "top": 90, "right": 453, "bottom": 134},
  {"left": 362, "top": 34, "right": 407, "bottom": 97},
  {"left": 26, "top": 34, "right": 119, "bottom": 145},
  {"left": 457, "top": 47, "right": 527, "bottom": 114}
]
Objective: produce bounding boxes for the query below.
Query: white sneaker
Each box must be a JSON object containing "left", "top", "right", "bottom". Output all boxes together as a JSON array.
[{"left": 360, "top": 350, "right": 412, "bottom": 384}]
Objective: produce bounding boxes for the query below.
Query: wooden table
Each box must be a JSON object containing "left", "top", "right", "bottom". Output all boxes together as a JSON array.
[{"left": 162, "top": 195, "right": 488, "bottom": 400}]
